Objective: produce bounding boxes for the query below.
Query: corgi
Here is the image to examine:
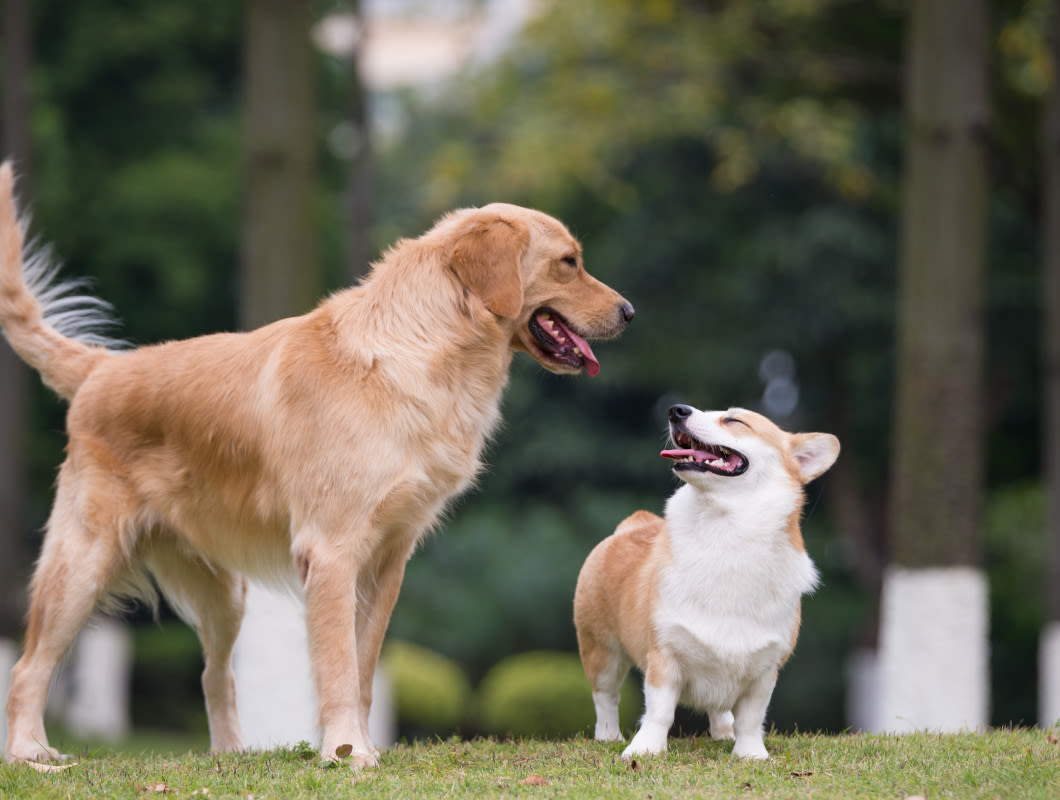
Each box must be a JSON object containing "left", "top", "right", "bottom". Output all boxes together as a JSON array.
[{"left": 574, "top": 403, "right": 839, "bottom": 760}]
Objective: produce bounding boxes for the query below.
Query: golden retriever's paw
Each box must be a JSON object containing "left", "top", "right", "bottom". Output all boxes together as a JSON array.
[
  {"left": 7, "top": 744, "right": 76, "bottom": 771},
  {"left": 327, "top": 743, "right": 380, "bottom": 771}
]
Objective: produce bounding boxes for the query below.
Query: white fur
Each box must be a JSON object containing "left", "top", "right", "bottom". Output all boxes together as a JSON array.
[{"left": 651, "top": 482, "right": 818, "bottom": 715}]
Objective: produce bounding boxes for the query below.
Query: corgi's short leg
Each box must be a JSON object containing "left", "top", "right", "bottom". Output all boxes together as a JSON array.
[
  {"left": 730, "top": 671, "right": 777, "bottom": 760},
  {"left": 583, "top": 648, "right": 631, "bottom": 742},
  {"left": 708, "top": 710, "right": 735, "bottom": 740},
  {"left": 622, "top": 660, "right": 679, "bottom": 759},
  {"left": 592, "top": 689, "right": 622, "bottom": 742},
  {"left": 576, "top": 623, "right": 632, "bottom": 742}
]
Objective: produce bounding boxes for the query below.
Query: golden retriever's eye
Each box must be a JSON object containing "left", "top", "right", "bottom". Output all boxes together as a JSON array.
[{"left": 561, "top": 255, "right": 578, "bottom": 268}]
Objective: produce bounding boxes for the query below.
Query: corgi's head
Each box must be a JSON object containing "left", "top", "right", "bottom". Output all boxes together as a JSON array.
[{"left": 661, "top": 404, "right": 840, "bottom": 491}]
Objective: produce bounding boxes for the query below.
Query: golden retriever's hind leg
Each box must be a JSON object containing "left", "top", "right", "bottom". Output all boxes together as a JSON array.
[
  {"left": 354, "top": 539, "right": 416, "bottom": 753},
  {"left": 5, "top": 492, "right": 125, "bottom": 764},
  {"left": 144, "top": 541, "right": 247, "bottom": 753}
]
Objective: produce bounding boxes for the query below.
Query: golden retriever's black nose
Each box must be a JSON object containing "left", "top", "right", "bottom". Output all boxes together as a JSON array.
[
  {"left": 620, "top": 302, "right": 635, "bottom": 323},
  {"left": 669, "top": 404, "right": 693, "bottom": 423}
]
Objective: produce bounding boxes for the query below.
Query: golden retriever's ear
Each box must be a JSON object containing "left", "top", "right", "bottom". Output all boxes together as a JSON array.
[{"left": 449, "top": 215, "right": 527, "bottom": 319}]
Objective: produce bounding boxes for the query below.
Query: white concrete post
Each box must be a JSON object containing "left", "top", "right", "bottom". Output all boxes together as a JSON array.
[
  {"left": 1040, "top": 622, "right": 1060, "bottom": 728},
  {"left": 233, "top": 583, "right": 395, "bottom": 750},
  {"left": 0, "top": 637, "right": 18, "bottom": 753},
  {"left": 64, "top": 617, "right": 132, "bottom": 740},
  {"left": 877, "top": 566, "right": 989, "bottom": 732}
]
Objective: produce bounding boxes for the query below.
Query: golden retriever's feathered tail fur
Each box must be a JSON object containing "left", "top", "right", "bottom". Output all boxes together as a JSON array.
[{"left": 0, "top": 162, "right": 121, "bottom": 401}]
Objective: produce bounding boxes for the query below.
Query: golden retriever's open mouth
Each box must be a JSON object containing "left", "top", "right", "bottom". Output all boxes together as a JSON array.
[
  {"left": 528, "top": 308, "right": 601, "bottom": 377},
  {"left": 661, "top": 428, "right": 749, "bottom": 476}
]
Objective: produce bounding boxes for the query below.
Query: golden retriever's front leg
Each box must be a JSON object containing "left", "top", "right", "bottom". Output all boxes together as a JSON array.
[{"left": 300, "top": 545, "right": 377, "bottom": 769}]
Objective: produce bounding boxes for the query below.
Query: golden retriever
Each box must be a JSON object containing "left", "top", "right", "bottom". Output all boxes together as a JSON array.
[{"left": 0, "top": 161, "right": 633, "bottom": 769}]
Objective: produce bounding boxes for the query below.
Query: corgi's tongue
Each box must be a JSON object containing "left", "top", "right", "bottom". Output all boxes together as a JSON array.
[{"left": 661, "top": 448, "right": 709, "bottom": 461}]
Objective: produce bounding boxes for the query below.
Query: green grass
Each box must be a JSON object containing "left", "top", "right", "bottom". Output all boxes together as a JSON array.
[{"left": 2, "top": 729, "right": 1058, "bottom": 800}]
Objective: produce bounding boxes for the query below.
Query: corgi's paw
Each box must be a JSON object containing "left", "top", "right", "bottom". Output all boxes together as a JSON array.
[
  {"left": 594, "top": 720, "right": 624, "bottom": 742},
  {"left": 622, "top": 731, "right": 667, "bottom": 759},
  {"left": 731, "top": 736, "right": 769, "bottom": 760},
  {"left": 708, "top": 711, "right": 735, "bottom": 740}
]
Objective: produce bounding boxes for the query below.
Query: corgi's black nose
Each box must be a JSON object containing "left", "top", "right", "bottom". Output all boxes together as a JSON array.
[{"left": 669, "top": 404, "right": 694, "bottom": 423}]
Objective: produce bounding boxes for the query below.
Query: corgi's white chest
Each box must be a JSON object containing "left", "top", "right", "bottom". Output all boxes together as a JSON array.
[{"left": 652, "top": 506, "right": 819, "bottom": 711}]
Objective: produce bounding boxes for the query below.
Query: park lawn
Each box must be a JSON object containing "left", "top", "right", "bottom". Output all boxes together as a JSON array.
[{"left": 1, "top": 728, "right": 1057, "bottom": 800}]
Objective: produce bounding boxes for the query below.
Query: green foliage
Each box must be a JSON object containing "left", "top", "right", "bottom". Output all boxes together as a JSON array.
[
  {"left": 986, "top": 483, "right": 1047, "bottom": 725},
  {"left": 476, "top": 651, "right": 640, "bottom": 739},
  {"left": 381, "top": 640, "right": 473, "bottom": 736},
  {"left": 130, "top": 622, "right": 206, "bottom": 734}
]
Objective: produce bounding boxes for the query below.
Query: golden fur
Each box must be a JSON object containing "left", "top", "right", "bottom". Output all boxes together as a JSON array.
[{"left": 0, "top": 162, "right": 632, "bottom": 768}]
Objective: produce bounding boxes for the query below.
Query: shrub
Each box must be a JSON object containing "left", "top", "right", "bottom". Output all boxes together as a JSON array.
[
  {"left": 477, "top": 650, "right": 640, "bottom": 739},
  {"left": 381, "top": 640, "right": 473, "bottom": 735}
]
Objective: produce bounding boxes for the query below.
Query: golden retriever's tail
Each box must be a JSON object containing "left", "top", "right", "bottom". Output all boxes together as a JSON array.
[{"left": 0, "top": 161, "right": 121, "bottom": 401}]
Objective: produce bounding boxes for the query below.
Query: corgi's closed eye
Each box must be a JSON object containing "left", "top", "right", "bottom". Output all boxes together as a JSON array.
[{"left": 722, "top": 416, "right": 751, "bottom": 429}]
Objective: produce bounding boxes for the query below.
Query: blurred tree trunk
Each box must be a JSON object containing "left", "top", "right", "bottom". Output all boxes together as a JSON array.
[
  {"left": 0, "top": 0, "right": 32, "bottom": 641},
  {"left": 345, "top": 0, "right": 375, "bottom": 283},
  {"left": 877, "top": 0, "right": 989, "bottom": 732},
  {"left": 240, "top": 0, "right": 318, "bottom": 329},
  {"left": 889, "top": 0, "right": 988, "bottom": 569},
  {"left": 234, "top": 0, "right": 323, "bottom": 749},
  {"left": 1040, "top": 0, "right": 1060, "bottom": 729}
]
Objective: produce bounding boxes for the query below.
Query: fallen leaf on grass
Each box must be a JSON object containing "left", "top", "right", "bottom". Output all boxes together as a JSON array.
[
  {"left": 1047, "top": 733, "right": 1059, "bottom": 746},
  {"left": 790, "top": 770, "right": 813, "bottom": 778},
  {"left": 335, "top": 744, "right": 354, "bottom": 758},
  {"left": 520, "top": 775, "right": 549, "bottom": 786},
  {"left": 141, "top": 783, "right": 171, "bottom": 794},
  {"left": 628, "top": 758, "right": 643, "bottom": 773},
  {"left": 26, "top": 761, "right": 79, "bottom": 774}
]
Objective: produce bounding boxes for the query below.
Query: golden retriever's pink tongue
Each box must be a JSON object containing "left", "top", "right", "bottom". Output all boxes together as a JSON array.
[{"left": 567, "top": 329, "right": 600, "bottom": 377}]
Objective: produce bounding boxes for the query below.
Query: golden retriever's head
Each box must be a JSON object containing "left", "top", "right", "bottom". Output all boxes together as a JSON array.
[{"left": 447, "top": 203, "right": 634, "bottom": 376}]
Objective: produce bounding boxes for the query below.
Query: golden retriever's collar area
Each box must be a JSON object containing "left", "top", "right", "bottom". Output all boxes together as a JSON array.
[
  {"left": 661, "top": 403, "right": 749, "bottom": 476},
  {"left": 528, "top": 308, "right": 601, "bottom": 376}
]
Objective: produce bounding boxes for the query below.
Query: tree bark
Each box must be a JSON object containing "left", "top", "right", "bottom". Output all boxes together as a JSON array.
[
  {"left": 877, "top": 0, "right": 990, "bottom": 734},
  {"left": 1043, "top": 0, "right": 1060, "bottom": 628},
  {"left": 1039, "top": 0, "right": 1060, "bottom": 729},
  {"left": 888, "top": 0, "right": 988, "bottom": 568},
  {"left": 240, "top": 0, "right": 318, "bottom": 330},
  {"left": 234, "top": 0, "right": 323, "bottom": 748},
  {"left": 345, "top": 0, "right": 375, "bottom": 283},
  {"left": 0, "top": 0, "right": 33, "bottom": 640}
]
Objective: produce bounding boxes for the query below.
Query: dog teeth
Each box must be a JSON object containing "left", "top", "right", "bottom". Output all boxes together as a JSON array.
[{"left": 539, "top": 313, "right": 567, "bottom": 344}]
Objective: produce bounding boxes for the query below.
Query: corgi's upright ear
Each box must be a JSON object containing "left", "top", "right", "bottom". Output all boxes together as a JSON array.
[{"left": 790, "top": 433, "right": 840, "bottom": 484}]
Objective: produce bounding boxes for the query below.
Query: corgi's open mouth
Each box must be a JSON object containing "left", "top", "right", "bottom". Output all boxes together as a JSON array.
[
  {"left": 661, "top": 428, "right": 749, "bottom": 476},
  {"left": 528, "top": 308, "right": 600, "bottom": 377}
]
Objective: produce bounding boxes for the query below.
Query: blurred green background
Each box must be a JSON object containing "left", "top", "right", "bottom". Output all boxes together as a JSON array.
[{"left": 0, "top": 0, "right": 1053, "bottom": 742}]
